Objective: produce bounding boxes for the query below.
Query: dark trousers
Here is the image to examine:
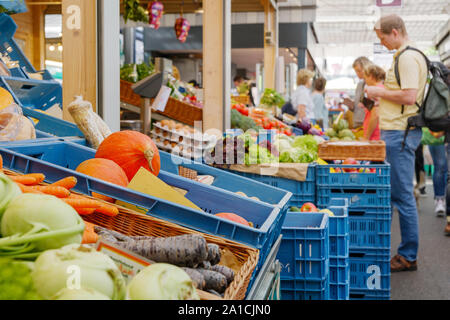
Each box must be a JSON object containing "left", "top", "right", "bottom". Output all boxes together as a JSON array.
[{"left": 415, "top": 144, "right": 425, "bottom": 184}]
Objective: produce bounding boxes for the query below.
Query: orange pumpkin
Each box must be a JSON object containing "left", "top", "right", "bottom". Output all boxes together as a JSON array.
[
  {"left": 76, "top": 158, "right": 129, "bottom": 203},
  {"left": 215, "top": 212, "right": 250, "bottom": 226},
  {"left": 0, "top": 88, "right": 14, "bottom": 111},
  {"left": 95, "top": 130, "right": 161, "bottom": 181}
]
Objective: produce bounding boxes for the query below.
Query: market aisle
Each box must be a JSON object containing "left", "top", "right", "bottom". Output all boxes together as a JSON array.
[{"left": 390, "top": 181, "right": 450, "bottom": 300}]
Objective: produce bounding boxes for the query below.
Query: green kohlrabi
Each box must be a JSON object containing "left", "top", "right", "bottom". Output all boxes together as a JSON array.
[
  {"left": 32, "top": 244, "right": 126, "bottom": 300},
  {"left": 0, "top": 173, "right": 22, "bottom": 223},
  {"left": 0, "top": 193, "right": 85, "bottom": 259},
  {"left": 127, "top": 263, "right": 199, "bottom": 300}
]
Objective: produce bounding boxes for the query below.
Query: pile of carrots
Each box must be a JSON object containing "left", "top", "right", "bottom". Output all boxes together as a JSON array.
[{"left": 0, "top": 155, "right": 119, "bottom": 244}]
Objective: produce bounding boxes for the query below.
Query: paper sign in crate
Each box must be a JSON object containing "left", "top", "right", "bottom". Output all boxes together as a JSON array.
[
  {"left": 277, "top": 212, "right": 329, "bottom": 282},
  {"left": 349, "top": 248, "right": 391, "bottom": 295},
  {"left": 348, "top": 207, "right": 392, "bottom": 250},
  {"left": 316, "top": 162, "right": 390, "bottom": 188},
  {"left": 0, "top": 141, "right": 287, "bottom": 275}
]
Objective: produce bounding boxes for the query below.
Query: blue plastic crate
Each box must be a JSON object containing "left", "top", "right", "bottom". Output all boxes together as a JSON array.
[
  {"left": 0, "top": 141, "right": 286, "bottom": 272},
  {"left": 277, "top": 212, "right": 329, "bottom": 281},
  {"left": 329, "top": 257, "right": 350, "bottom": 300},
  {"left": 349, "top": 248, "right": 391, "bottom": 292},
  {"left": 281, "top": 277, "right": 329, "bottom": 300},
  {"left": 22, "top": 107, "right": 85, "bottom": 138},
  {"left": 316, "top": 162, "right": 390, "bottom": 188},
  {"left": 0, "top": 76, "right": 62, "bottom": 112},
  {"left": 316, "top": 185, "right": 391, "bottom": 209},
  {"left": 348, "top": 208, "right": 391, "bottom": 250},
  {"left": 327, "top": 205, "right": 349, "bottom": 258},
  {"left": 349, "top": 289, "right": 390, "bottom": 300},
  {"left": 227, "top": 164, "right": 316, "bottom": 208},
  {"left": 0, "top": 13, "right": 54, "bottom": 80}
]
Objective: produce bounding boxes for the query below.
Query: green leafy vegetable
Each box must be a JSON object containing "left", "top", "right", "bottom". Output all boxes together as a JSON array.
[
  {"left": 260, "top": 88, "right": 285, "bottom": 108},
  {"left": 123, "top": 0, "right": 148, "bottom": 24},
  {"left": 0, "top": 259, "right": 42, "bottom": 300}
]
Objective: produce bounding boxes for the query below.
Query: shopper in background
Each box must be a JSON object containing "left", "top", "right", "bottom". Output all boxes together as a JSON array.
[
  {"left": 312, "top": 77, "right": 328, "bottom": 129},
  {"left": 421, "top": 128, "right": 448, "bottom": 216},
  {"left": 343, "top": 57, "right": 373, "bottom": 129},
  {"left": 365, "top": 14, "right": 428, "bottom": 272},
  {"left": 414, "top": 145, "right": 427, "bottom": 197},
  {"left": 291, "top": 69, "right": 315, "bottom": 122},
  {"left": 362, "top": 64, "right": 384, "bottom": 141},
  {"left": 233, "top": 76, "right": 244, "bottom": 90}
]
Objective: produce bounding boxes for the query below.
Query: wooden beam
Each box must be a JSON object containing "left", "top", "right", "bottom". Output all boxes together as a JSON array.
[
  {"left": 62, "top": 0, "right": 97, "bottom": 122},
  {"left": 202, "top": 0, "right": 224, "bottom": 134},
  {"left": 263, "top": 0, "right": 276, "bottom": 90},
  {"left": 31, "top": 5, "right": 46, "bottom": 71}
]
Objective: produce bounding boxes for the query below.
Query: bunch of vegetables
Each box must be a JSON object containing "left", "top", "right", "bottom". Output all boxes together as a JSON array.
[
  {"left": 259, "top": 88, "right": 285, "bottom": 109},
  {"left": 95, "top": 227, "right": 235, "bottom": 297},
  {"left": 120, "top": 62, "right": 154, "bottom": 83},
  {"left": 231, "top": 109, "right": 261, "bottom": 132},
  {"left": 274, "top": 134, "right": 321, "bottom": 164},
  {"left": 123, "top": 0, "right": 148, "bottom": 24},
  {"left": 325, "top": 115, "right": 356, "bottom": 141}
]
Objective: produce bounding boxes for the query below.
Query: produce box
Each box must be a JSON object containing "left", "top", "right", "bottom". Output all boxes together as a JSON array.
[
  {"left": 278, "top": 212, "right": 329, "bottom": 300},
  {"left": 349, "top": 248, "right": 391, "bottom": 300},
  {"left": 316, "top": 185, "right": 391, "bottom": 209},
  {"left": 318, "top": 140, "right": 386, "bottom": 162},
  {"left": 2, "top": 169, "right": 259, "bottom": 300},
  {"left": 0, "top": 141, "right": 287, "bottom": 276},
  {"left": 348, "top": 207, "right": 391, "bottom": 250}
]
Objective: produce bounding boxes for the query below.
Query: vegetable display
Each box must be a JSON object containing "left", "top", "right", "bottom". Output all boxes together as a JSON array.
[
  {"left": 76, "top": 158, "right": 129, "bottom": 203},
  {"left": 0, "top": 193, "right": 85, "bottom": 259},
  {"left": 31, "top": 244, "right": 126, "bottom": 300},
  {"left": 0, "top": 259, "right": 42, "bottom": 300},
  {"left": 95, "top": 130, "right": 161, "bottom": 181},
  {"left": 127, "top": 263, "right": 199, "bottom": 300}
]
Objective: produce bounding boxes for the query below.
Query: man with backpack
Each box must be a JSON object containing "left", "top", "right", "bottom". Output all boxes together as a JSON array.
[{"left": 364, "top": 14, "right": 429, "bottom": 273}]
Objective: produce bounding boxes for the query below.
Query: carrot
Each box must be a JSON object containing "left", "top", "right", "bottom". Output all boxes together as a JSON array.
[
  {"left": 0, "top": 154, "right": 3, "bottom": 171},
  {"left": 63, "top": 198, "right": 101, "bottom": 209},
  {"left": 51, "top": 176, "right": 77, "bottom": 190},
  {"left": 76, "top": 208, "right": 96, "bottom": 215},
  {"left": 25, "top": 173, "right": 45, "bottom": 184},
  {"left": 16, "top": 183, "right": 44, "bottom": 194},
  {"left": 9, "top": 175, "right": 38, "bottom": 185},
  {"left": 30, "top": 186, "right": 71, "bottom": 198},
  {"left": 82, "top": 222, "right": 99, "bottom": 244},
  {"left": 95, "top": 203, "right": 119, "bottom": 217}
]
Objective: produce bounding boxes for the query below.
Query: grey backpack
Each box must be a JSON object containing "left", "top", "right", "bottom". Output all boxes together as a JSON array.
[{"left": 394, "top": 47, "right": 450, "bottom": 148}]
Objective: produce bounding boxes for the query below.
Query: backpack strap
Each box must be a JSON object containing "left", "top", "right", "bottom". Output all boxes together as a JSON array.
[{"left": 394, "top": 46, "right": 430, "bottom": 114}]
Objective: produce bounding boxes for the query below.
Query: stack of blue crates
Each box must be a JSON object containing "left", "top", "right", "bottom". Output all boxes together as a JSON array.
[
  {"left": 321, "top": 199, "right": 350, "bottom": 300},
  {"left": 316, "top": 162, "right": 391, "bottom": 300},
  {"left": 277, "top": 212, "right": 330, "bottom": 300}
]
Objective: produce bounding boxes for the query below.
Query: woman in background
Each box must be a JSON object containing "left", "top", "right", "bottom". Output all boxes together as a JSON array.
[
  {"left": 291, "top": 69, "right": 315, "bottom": 123},
  {"left": 312, "top": 77, "right": 328, "bottom": 129}
]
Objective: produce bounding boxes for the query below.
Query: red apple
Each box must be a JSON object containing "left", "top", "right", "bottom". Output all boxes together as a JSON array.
[
  {"left": 300, "top": 203, "right": 318, "bottom": 212},
  {"left": 343, "top": 158, "right": 358, "bottom": 173}
]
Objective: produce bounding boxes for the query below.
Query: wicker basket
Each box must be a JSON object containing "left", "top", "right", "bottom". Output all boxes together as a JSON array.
[
  {"left": 3, "top": 169, "right": 258, "bottom": 300},
  {"left": 120, "top": 79, "right": 142, "bottom": 107},
  {"left": 154, "top": 97, "right": 203, "bottom": 127},
  {"left": 318, "top": 140, "right": 386, "bottom": 161}
]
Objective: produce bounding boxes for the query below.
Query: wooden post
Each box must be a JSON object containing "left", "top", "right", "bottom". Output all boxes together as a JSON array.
[
  {"left": 62, "top": 0, "right": 97, "bottom": 122},
  {"left": 31, "top": 5, "right": 46, "bottom": 71},
  {"left": 263, "top": 0, "right": 277, "bottom": 90},
  {"left": 203, "top": 0, "right": 231, "bottom": 135}
]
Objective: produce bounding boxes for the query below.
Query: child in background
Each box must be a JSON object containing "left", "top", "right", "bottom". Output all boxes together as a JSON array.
[{"left": 362, "top": 65, "right": 385, "bottom": 141}]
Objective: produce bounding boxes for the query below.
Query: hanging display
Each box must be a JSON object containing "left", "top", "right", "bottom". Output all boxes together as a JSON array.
[
  {"left": 174, "top": 16, "right": 190, "bottom": 43},
  {"left": 148, "top": 1, "right": 164, "bottom": 29}
]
